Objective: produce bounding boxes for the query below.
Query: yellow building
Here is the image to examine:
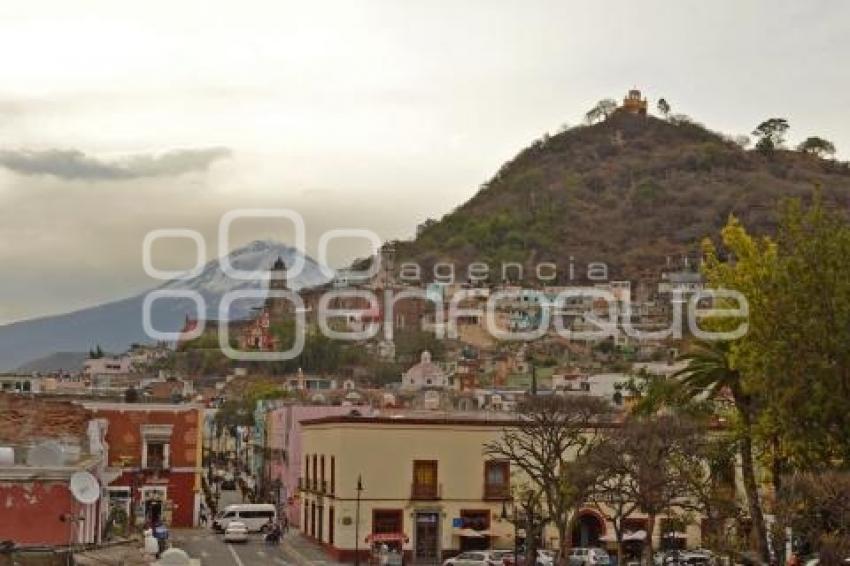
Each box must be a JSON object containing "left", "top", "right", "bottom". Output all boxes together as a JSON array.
[
  {"left": 622, "top": 89, "right": 648, "bottom": 115},
  {"left": 298, "top": 414, "right": 706, "bottom": 563},
  {"left": 299, "top": 415, "right": 516, "bottom": 563}
]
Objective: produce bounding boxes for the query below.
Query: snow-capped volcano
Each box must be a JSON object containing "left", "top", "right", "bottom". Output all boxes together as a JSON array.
[
  {"left": 0, "top": 240, "right": 334, "bottom": 371},
  {"left": 159, "top": 239, "right": 334, "bottom": 319}
]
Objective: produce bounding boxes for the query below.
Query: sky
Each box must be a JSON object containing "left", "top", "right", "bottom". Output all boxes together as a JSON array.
[{"left": 1, "top": 0, "right": 849, "bottom": 324}]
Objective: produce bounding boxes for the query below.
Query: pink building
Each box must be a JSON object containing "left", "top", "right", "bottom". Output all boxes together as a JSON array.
[{"left": 266, "top": 404, "right": 356, "bottom": 528}]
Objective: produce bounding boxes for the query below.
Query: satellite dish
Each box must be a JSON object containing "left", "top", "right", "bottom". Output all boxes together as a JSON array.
[{"left": 69, "top": 471, "right": 100, "bottom": 505}]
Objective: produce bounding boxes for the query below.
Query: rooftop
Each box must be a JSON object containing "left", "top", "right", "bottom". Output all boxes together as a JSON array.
[{"left": 0, "top": 394, "right": 92, "bottom": 446}]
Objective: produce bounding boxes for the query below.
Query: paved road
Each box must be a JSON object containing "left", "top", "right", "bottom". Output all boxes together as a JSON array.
[{"left": 173, "top": 529, "right": 293, "bottom": 566}]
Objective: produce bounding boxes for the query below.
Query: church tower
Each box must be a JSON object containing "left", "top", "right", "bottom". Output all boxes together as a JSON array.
[
  {"left": 270, "top": 256, "right": 288, "bottom": 291},
  {"left": 622, "top": 88, "right": 648, "bottom": 115}
]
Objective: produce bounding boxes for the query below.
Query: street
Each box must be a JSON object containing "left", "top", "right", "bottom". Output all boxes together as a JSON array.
[{"left": 172, "top": 529, "right": 294, "bottom": 566}]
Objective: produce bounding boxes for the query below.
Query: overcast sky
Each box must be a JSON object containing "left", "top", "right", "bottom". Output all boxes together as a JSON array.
[{"left": 1, "top": 0, "right": 849, "bottom": 324}]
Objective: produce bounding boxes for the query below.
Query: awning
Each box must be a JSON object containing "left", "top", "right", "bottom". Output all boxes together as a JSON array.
[
  {"left": 366, "top": 533, "right": 409, "bottom": 544},
  {"left": 600, "top": 530, "right": 646, "bottom": 542},
  {"left": 454, "top": 528, "right": 486, "bottom": 538}
]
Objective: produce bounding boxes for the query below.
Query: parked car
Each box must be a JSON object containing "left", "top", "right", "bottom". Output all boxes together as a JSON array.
[
  {"left": 490, "top": 550, "right": 515, "bottom": 565},
  {"left": 568, "top": 547, "right": 610, "bottom": 566},
  {"left": 443, "top": 551, "right": 501, "bottom": 565},
  {"left": 654, "top": 549, "right": 714, "bottom": 565},
  {"left": 537, "top": 550, "right": 557, "bottom": 566},
  {"left": 223, "top": 521, "right": 249, "bottom": 543},
  {"left": 220, "top": 479, "right": 237, "bottom": 490}
]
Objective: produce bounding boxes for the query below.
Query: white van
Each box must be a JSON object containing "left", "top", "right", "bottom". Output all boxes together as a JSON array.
[{"left": 212, "top": 504, "right": 277, "bottom": 533}]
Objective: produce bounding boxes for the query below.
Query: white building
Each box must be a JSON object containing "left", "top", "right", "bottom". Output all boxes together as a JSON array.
[
  {"left": 401, "top": 351, "right": 449, "bottom": 390},
  {"left": 83, "top": 356, "right": 132, "bottom": 377}
]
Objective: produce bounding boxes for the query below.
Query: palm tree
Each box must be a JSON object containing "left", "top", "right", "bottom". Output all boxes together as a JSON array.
[{"left": 673, "top": 340, "right": 770, "bottom": 564}]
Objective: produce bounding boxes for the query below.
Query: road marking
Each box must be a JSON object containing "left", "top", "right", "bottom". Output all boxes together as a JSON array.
[
  {"left": 257, "top": 549, "right": 267, "bottom": 558},
  {"left": 200, "top": 550, "right": 209, "bottom": 558},
  {"left": 228, "top": 544, "right": 246, "bottom": 566},
  {"left": 274, "top": 559, "right": 290, "bottom": 565}
]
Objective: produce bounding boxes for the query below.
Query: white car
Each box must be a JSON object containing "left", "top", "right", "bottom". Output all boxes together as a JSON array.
[
  {"left": 568, "top": 547, "right": 610, "bottom": 566},
  {"left": 443, "top": 551, "right": 501, "bottom": 565},
  {"left": 537, "top": 550, "right": 557, "bottom": 565},
  {"left": 223, "top": 521, "right": 249, "bottom": 543}
]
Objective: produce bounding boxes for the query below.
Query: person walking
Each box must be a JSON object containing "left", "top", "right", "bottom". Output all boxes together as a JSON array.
[{"left": 152, "top": 520, "right": 169, "bottom": 558}]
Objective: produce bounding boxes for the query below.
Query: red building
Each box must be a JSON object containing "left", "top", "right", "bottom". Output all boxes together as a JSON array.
[
  {"left": 0, "top": 395, "right": 104, "bottom": 546},
  {"left": 82, "top": 402, "right": 203, "bottom": 529}
]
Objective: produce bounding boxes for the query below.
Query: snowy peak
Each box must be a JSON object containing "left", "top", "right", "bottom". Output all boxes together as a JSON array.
[{"left": 159, "top": 240, "right": 334, "bottom": 318}]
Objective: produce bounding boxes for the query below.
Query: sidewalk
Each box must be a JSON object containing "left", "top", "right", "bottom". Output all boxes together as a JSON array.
[{"left": 281, "top": 531, "right": 346, "bottom": 566}]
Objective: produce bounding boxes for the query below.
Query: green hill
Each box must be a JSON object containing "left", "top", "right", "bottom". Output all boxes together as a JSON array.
[{"left": 395, "top": 111, "right": 850, "bottom": 283}]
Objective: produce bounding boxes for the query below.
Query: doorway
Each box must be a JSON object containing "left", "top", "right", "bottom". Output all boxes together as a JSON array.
[
  {"left": 571, "top": 510, "right": 605, "bottom": 547},
  {"left": 414, "top": 512, "right": 440, "bottom": 563}
]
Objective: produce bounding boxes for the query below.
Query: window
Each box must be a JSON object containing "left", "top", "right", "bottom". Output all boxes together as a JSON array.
[
  {"left": 330, "top": 456, "right": 335, "bottom": 495},
  {"left": 145, "top": 442, "right": 167, "bottom": 470},
  {"left": 461, "top": 510, "right": 489, "bottom": 531},
  {"left": 484, "top": 460, "right": 510, "bottom": 499},
  {"left": 373, "top": 509, "right": 403, "bottom": 534},
  {"left": 240, "top": 510, "right": 274, "bottom": 519},
  {"left": 141, "top": 424, "right": 172, "bottom": 470},
  {"left": 412, "top": 460, "right": 439, "bottom": 500}
]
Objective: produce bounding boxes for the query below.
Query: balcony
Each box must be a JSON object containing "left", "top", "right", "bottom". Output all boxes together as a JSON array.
[
  {"left": 410, "top": 482, "right": 442, "bottom": 501},
  {"left": 483, "top": 483, "right": 511, "bottom": 501}
]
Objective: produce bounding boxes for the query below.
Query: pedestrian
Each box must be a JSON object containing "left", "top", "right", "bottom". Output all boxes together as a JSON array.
[
  {"left": 199, "top": 503, "right": 208, "bottom": 527},
  {"left": 281, "top": 514, "right": 289, "bottom": 536},
  {"left": 152, "top": 520, "right": 169, "bottom": 558}
]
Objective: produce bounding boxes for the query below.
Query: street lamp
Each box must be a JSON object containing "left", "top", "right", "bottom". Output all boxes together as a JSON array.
[{"left": 355, "top": 475, "right": 364, "bottom": 566}]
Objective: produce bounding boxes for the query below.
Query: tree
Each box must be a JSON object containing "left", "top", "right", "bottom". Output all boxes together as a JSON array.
[
  {"left": 507, "top": 486, "right": 549, "bottom": 565},
  {"left": 698, "top": 197, "right": 850, "bottom": 563},
  {"left": 484, "top": 396, "right": 611, "bottom": 565},
  {"left": 601, "top": 416, "right": 698, "bottom": 565},
  {"left": 673, "top": 432, "right": 743, "bottom": 560},
  {"left": 657, "top": 98, "right": 671, "bottom": 119},
  {"left": 673, "top": 341, "right": 770, "bottom": 564},
  {"left": 586, "top": 440, "right": 639, "bottom": 566},
  {"left": 752, "top": 117, "right": 789, "bottom": 154},
  {"left": 797, "top": 136, "right": 836, "bottom": 158},
  {"left": 585, "top": 99, "right": 618, "bottom": 124},
  {"left": 741, "top": 195, "right": 850, "bottom": 467},
  {"left": 775, "top": 472, "right": 850, "bottom": 562}
]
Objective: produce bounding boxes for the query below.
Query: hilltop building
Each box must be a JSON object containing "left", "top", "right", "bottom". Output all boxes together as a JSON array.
[{"left": 621, "top": 88, "right": 648, "bottom": 115}]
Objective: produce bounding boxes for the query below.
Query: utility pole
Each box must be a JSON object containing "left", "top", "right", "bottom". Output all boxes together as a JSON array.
[{"left": 355, "top": 475, "right": 363, "bottom": 566}]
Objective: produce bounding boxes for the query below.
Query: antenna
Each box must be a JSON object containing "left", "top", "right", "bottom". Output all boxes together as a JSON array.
[{"left": 69, "top": 471, "right": 101, "bottom": 505}]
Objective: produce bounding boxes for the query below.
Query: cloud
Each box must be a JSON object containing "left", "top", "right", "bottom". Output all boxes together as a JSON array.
[{"left": 0, "top": 146, "right": 231, "bottom": 180}]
